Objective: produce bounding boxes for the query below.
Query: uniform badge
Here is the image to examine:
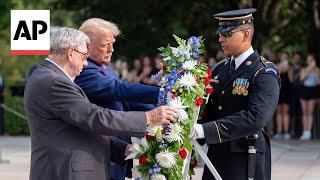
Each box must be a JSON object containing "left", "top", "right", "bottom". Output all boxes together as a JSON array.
[
  {"left": 232, "top": 78, "right": 249, "bottom": 96},
  {"left": 265, "top": 67, "right": 277, "bottom": 75}
]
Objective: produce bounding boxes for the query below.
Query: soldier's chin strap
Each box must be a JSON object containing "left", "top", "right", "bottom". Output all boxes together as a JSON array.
[{"left": 247, "top": 134, "right": 259, "bottom": 180}]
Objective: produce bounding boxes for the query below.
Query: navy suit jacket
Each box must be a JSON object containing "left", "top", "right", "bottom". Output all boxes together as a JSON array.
[
  {"left": 75, "top": 59, "right": 158, "bottom": 111},
  {"left": 75, "top": 59, "right": 159, "bottom": 179}
]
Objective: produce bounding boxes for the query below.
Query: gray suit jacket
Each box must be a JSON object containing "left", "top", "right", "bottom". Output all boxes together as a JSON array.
[{"left": 24, "top": 60, "right": 146, "bottom": 180}]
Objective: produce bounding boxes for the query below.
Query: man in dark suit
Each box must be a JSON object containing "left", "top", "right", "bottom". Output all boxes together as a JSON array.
[
  {"left": 75, "top": 18, "right": 159, "bottom": 180},
  {"left": 24, "top": 27, "right": 176, "bottom": 180},
  {"left": 190, "top": 9, "right": 280, "bottom": 180}
]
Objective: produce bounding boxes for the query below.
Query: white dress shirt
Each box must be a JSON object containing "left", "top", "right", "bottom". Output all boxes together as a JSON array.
[{"left": 231, "top": 46, "right": 254, "bottom": 70}]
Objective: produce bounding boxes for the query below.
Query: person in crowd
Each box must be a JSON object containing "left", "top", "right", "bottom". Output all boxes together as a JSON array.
[
  {"left": 215, "top": 49, "right": 227, "bottom": 61},
  {"left": 135, "top": 55, "right": 153, "bottom": 84},
  {"left": 274, "top": 52, "right": 293, "bottom": 140},
  {"left": 189, "top": 8, "right": 280, "bottom": 180},
  {"left": 299, "top": 54, "right": 320, "bottom": 140},
  {"left": 265, "top": 51, "right": 278, "bottom": 136},
  {"left": 143, "top": 54, "right": 163, "bottom": 86},
  {"left": 24, "top": 27, "right": 176, "bottom": 180},
  {"left": 290, "top": 52, "right": 303, "bottom": 137},
  {"left": 119, "top": 61, "right": 129, "bottom": 81},
  {"left": 128, "top": 58, "right": 142, "bottom": 82},
  {"left": 198, "top": 55, "right": 206, "bottom": 63},
  {"left": 208, "top": 57, "right": 217, "bottom": 69}
]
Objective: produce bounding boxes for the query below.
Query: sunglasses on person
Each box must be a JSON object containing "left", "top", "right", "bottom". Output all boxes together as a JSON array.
[{"left": 219, "top": 28, "right": 251, "bottom": 38}]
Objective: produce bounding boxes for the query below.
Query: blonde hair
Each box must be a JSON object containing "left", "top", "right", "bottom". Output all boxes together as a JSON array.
[{"left": 79, "top": 18, "right": 120, "bottom": 41}]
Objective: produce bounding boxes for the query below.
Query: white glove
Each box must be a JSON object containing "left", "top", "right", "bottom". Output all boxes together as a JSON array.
[{"left": 189, "top": 123, "right": 205, "bottom": 140}]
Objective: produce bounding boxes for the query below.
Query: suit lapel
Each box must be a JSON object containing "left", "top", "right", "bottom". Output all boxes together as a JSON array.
[{"left": 225, "top": 52, "right": 259, "bottom": 87}]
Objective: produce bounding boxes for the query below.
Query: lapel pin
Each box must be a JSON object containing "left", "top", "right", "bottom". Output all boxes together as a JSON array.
[{"left": 246, "top": 61, "right": 252, "bottom": 65}]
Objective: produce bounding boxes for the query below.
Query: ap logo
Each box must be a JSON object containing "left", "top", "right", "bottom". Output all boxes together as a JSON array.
[{"left": 11, "top": 10, "right": 50, "bottom": 55}]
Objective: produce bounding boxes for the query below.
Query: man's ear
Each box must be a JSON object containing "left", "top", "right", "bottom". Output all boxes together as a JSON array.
[
  {"left": 66, "top": 47, "right": 74, "bottom": 61},
  {"left": 243, "top": 30, "right": 250, "bottom": 42}
]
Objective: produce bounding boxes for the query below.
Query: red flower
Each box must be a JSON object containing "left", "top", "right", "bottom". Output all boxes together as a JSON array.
[
  {"left": 171, "top": 93, "right": 177, "bottom": 99},
  {"left": 195, "top": 76, "right": 199, "bottom": 84},
  {"left": 206, "top": 86, "right": 213, "bottom": 95},
  {"left": 207, "top": 68, "right": 212, "bottom": 78},
  {"left": 162, "top": 66, "right": 167, "bottom": 71},
  {"left": 180, "top": 70, "right": 185, "bottom": 75},
  {"left": 191, "top": 158, "right": 198, "bottom": 168},
  {"left": 139, "top": 154, "right": 148, "bottom": 165},
  {"left": 179, "top": 148, "right": 187, "bottom": 159},
  {"left": 204, "top": 76, "right": 210, "bottom": 86},
  {"left": 145, "top": 133, "right": 154, "bottom": 140},
  {"left": 196, "top": 97, "right": 203, "bottom": 106}
]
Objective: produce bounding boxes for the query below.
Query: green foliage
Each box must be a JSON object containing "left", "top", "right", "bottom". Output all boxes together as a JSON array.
[{"left": 3, "top": 96, "right": 29, "bottom": 135}]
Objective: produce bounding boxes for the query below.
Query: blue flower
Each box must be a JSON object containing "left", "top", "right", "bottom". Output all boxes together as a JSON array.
[{"left": 148, "top": 164, "right": 162, "bottom": 175}]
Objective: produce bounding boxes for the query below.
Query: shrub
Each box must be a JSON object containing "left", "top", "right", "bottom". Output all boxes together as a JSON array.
[{"left": 3, "top": 96, "right": 29, "bottom": 135}]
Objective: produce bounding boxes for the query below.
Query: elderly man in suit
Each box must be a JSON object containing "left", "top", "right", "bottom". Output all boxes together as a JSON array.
[
  {"left": 74, "top": 18, "right": 160, "bottom": 180},
  {"left": 24, "top": 27, "right": 176, "bottom": 180}
]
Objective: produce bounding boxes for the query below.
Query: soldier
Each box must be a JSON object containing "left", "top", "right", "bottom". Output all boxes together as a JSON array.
[{"left": 189, "top": 8, "right": 280, "bottom": 180}]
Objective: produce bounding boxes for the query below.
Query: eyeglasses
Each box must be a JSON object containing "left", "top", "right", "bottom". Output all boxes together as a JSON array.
[
  {"left": 74, "top": 48, "right": 89, "bottom": 60},
  {"left": 219, "top": 28, "right": 251, "bottom": 38}
]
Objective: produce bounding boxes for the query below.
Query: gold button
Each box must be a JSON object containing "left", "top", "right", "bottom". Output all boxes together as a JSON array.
[
  {"left": 218, "top": 106, "right": 222, "bottom": 110},
  {"left": 222, "top": 91, "right": 225, "bottom": 94}
]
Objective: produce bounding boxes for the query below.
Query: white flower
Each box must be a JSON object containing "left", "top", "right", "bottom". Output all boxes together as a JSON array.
[
  {"left": 171, "top": 47, "right": 179, "bottom": 56},
  {"left": 132, "top": 167, "right": 143, "bottom": 179},
  {"left": 147, "top": 125, "right": 163, "bottom": 136},
  {"left": 156, "top": 150, "right": 177, "bottom": 168},
  {"left": 141, "top": 137, "right": 149, "bottom": 149},
  {"left": 163, "top": 56, "right": 171, "bottom": 61},
  {"left": 151, "top": 173, "right": 167, "bottom": 180},
  {"left": 171, "top": 45, "right": 191, "bottom": 60},
  {"left": 168, "top": 97, "right": 189, "bottom": 122},
  {"left": 179, "top": 72, "right": 198, "bottom": 92},
  {"left": 182, "top": 60, "right": 197, "bottom": 70},
  {"left": 177, "top": 109, "right": 188, "bottom": 122},
  {"left": 164, "top": 123, "right": 183, "bottom": 144},
  {"left": 125, "top": 143, "right": 142, "bottom": 160}
]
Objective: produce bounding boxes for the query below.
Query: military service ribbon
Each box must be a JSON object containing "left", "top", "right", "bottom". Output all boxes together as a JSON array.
[{"left": 232, "top": 78, "right": 249, "bottom": 96}]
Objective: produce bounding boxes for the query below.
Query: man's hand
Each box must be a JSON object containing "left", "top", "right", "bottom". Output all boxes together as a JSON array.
[
  {"left": 146, "top": 106, "right": 177, "bottom": 125},
  {"left": 189, "top": 123, "right": 205, "bottom": 140},
  {"left": 124, "top": 144, "right": 133, "bottom": 156}
]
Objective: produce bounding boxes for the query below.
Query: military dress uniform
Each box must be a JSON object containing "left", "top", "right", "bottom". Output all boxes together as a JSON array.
[{"left": 199, "top": 8, "right": 280, "bottom": 180}]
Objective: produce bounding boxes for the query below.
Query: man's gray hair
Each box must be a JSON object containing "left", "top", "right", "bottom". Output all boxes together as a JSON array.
[{"left": 50, "top": 27, "right": 90, "bottom": 55}]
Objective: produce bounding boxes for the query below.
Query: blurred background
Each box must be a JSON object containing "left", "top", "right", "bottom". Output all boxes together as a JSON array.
[{"left": 1, "top": 0, "right": 320, "bottom": 179}]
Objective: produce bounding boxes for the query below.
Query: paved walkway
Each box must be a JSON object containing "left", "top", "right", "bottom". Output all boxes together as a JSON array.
[{"left": 1, "top": 137, "right": 320, "bottom": 180}]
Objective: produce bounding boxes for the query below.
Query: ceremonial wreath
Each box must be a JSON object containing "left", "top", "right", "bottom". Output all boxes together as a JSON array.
[{"left": 126, "top": 35, "right": 213, "bottom": 180}]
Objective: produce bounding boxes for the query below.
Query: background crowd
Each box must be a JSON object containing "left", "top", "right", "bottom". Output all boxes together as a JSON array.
[{"left": 107, "top": 51, "right": 320, "bottom": 141}]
